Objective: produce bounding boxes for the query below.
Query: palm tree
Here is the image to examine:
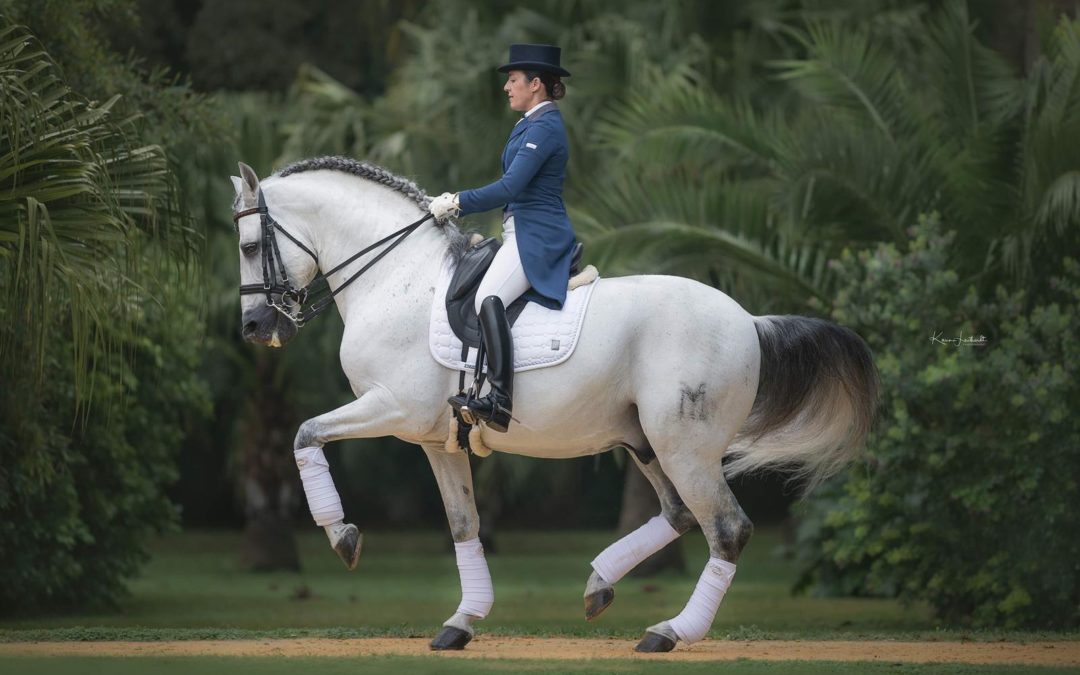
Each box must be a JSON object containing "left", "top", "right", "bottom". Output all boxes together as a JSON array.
[
  {"left": 0, "top": 22, "right": 192, "bottom": 413},
  {"left": 587, "top": 1, "right": 1080, "bottom": 305},
  {"left": 0, "top": 19, "right": 206, "bottom": 608}
]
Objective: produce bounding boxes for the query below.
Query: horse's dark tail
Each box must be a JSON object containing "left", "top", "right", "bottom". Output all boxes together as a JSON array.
[{"left": 724, "top": 315, "right": 880, "bottom": 493}]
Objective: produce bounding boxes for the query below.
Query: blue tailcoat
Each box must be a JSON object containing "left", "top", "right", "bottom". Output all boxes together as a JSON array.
[{"left": 458, "top": 104, "right": 575, "bottom": 310}]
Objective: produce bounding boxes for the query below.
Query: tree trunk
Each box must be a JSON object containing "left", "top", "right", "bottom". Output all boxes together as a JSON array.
[
  {"left": 616, "top": 459, "right": 685, "bottom": 576},
  {"left": 981, "top": 0, "right": 1076, "bottom": 76},
  {"left": 239, "top": 352, "right": 301, "bottom": 572}
]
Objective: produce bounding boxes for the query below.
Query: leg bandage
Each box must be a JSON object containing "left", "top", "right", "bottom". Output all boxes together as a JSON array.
[
  {"left": 669, "top": 557, "right": 736, "bottom": 644},
  {"left": 454, "top": 538, "right": 494, "bottom": 619},
  {"left": 590, "top": 515, "right": 680, "bottom": 584},
  {"left": 294, "top": 446, "right": 344, "bottom": 527}
]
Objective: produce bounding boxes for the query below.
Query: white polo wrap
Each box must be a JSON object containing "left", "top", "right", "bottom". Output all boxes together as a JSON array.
[
  {"left": 590, "top": 515, "right": 680, "bottom": 584},
  {"left": 669, "top": 557, "right": 737, "bottom": 644},
  {"left": 454, "top": 537, "right": 494, "bottom": 618},
  {"left": 294, "top": 446, "right": 344, "bottom": 527}
]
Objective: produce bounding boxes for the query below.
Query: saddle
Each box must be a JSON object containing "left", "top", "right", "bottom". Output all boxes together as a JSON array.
[{"left": 445, "top": 237, "right": 584, "bottom": 347}]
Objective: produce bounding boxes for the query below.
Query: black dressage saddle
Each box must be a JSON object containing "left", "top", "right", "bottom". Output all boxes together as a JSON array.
[{"left": 446, "top": 237, "right": 584, "bottom": 348}]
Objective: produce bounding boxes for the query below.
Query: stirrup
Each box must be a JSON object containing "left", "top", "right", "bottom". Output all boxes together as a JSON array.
[
  {"left": 447, "top": 391, "right": 478, "bottom": 425},
  {"left": 468, "top": 396, "right": 515, "bottom": 433},
  {"left": 460, "top": 406, "right": 477, "bottom": 426},
  {"left": 483, "top": 404, "right": 512, "bottom": 433}
]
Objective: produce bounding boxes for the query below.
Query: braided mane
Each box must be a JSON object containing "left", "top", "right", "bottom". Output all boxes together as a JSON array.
[
  {"left": 275, "top": 155, "right": 470, "bottom": 262},
  {"left": 277, "top": 156, "right": 430, "bottom": 207}
]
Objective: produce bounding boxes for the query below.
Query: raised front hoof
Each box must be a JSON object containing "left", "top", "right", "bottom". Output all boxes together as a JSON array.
[
  {"left": 333, "top": 525, "right": 362, "bottom": 571},
  {"left": 635, "top": 631, "right": 677, "bottom": 653},
  {"left": 584, "top": 586, "right": 614, "bottom": 621},
  {"left": 430, "top": 626, "right": 473, "bottom": 651}
]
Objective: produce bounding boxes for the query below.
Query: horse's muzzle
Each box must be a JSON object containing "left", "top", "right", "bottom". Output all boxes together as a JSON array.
[{"left": 241, "top": 303, "right": 297, "bottom": 347}]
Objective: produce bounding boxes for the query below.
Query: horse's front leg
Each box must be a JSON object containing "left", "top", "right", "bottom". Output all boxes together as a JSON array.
[
  {"left": 293, "top": 389, "right": 409, "bottom": 570},
  {"left": 421, "top": 443, "right": 492, "bottom": 651}
]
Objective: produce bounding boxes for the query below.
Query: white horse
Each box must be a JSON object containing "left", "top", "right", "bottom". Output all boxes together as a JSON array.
[{"left": 231, "top": 156, "right": 878, "bottom": 652}]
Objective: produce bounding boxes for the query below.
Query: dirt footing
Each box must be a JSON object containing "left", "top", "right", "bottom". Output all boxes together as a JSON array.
[{"left": 3, "top": 638, "right": 1079, "bottom": 666}]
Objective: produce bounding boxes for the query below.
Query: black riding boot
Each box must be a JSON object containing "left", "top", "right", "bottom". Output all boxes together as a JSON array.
[{"left": 451, "top": 295, "right": 514, "bottom": 432}]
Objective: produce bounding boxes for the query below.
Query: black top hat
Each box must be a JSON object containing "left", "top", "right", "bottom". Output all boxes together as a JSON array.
[{"left": 497, "top": 43, "right": 571, "bottom": 77}]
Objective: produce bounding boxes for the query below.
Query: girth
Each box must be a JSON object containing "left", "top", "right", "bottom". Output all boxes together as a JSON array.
[{"left": 445, "top": 238, "right": 583, "bottom": 348}]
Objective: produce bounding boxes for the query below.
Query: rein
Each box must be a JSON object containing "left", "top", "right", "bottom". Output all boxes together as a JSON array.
[{"left": 234, "top": 189, "right": 433, "bottom": 327}]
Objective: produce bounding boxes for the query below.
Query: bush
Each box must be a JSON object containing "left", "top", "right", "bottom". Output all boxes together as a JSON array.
[
  {"left": 795, "top": 214, "right": 1080, "bottom": 628},
  {"left": 0, "top": 289, "right": 210, "bottom": 611},
  {"left": 0, "top": 10, "right": 214, "bottom": 611}
]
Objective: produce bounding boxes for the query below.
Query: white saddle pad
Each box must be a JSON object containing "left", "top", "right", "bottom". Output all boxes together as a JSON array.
[{"left": 428, "top": 262, "right": 599, "bottom": 373}]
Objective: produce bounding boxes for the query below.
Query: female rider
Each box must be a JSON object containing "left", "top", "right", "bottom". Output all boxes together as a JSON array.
[{"left": 429, "top": 43, "right": 576, "bottom": 433}]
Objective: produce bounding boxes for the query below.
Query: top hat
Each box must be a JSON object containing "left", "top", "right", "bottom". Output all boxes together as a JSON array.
[{"left": 497, "top": 43, "right": 571, "bottom": 77}]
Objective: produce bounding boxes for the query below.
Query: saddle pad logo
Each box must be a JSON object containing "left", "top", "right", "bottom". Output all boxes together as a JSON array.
[{"left": 525, "top": 142, "right": 537, "bottom": 149}]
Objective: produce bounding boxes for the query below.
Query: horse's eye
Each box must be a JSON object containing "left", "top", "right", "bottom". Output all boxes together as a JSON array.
[{"left": 241, "top": 241, "right": 258, "bottom": 256}]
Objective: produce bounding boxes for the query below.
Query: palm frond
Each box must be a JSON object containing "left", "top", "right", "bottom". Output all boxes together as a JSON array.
[
  {"left": 771, "top": 20, "right": 911, "bottom": 141},
  {"left": 1, "top": 23, "right": 183, "bottom": 408}
]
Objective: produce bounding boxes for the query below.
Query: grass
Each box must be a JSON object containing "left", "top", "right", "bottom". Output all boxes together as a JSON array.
[
  {"left": 0, "top": 528, "right": 920, "bottom": 637},
  {"left": 0, "top": 527, "right": 1075, "bottom": 644},
  {"left": 1, "top": 656, "right": 1077, "bottom": 675}
]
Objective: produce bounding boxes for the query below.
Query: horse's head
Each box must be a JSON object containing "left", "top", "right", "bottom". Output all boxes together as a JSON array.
[{"left": 231, "top": 162, "right": 317, "bottom": 348}]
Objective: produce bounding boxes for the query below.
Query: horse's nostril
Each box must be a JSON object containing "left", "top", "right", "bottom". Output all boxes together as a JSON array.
[{"left": 242, "top": 321, "right": 258, "bottom": 338}]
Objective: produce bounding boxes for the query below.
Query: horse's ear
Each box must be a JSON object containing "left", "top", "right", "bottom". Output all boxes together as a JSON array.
[
  {"left": 230, "top": 176, "right": 243, "bottom": 196},
  {"left": 238, "top": 162, "right": 260, "bottom": 204}
]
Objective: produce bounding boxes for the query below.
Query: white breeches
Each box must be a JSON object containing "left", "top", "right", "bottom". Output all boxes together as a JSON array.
[{"left": 474, "top": 217, "right": 531, "bottom": 314}]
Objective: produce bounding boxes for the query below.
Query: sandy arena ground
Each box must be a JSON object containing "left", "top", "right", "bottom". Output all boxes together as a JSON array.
[{"left": 2, "top": 638, "right": 1079, "bottom": 667}]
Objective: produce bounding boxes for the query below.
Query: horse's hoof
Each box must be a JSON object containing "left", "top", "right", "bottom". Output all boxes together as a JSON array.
[
  {"left": 333, "top": 525, "right": 362, "bottom": 571},
  {"left": 584, "top": 586, "right": 614, "bottom": 621},
  {"left": 430, "top": 626, "right": 473, "bottom": 650},
  {"left": 635, "top": 631, "right": 677, "bottom": 653}
]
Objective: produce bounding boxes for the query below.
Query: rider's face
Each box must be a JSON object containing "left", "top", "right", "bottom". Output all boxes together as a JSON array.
[{"left": 504, "top": 70, "right": 542, "bottom": 112}]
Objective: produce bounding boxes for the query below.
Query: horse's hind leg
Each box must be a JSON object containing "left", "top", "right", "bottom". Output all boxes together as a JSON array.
[
  {"left": 635, "top": 446, "right": 753, "bottom": 653},
  {"left": 584, "top": 447, "right": 697, "bottom": 620}
]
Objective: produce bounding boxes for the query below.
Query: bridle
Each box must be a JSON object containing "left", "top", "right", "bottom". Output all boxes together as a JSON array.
[{"left": 234, "top": 189, "right": 433, "bottom": 327}]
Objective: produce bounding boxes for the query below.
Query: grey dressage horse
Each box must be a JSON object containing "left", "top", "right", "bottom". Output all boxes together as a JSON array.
[{"left": 231, "top": 156, "right": 878, "bottom": 652}]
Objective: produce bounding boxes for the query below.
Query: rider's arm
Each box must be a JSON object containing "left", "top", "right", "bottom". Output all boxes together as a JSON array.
[{"left": 457, "top": 123, "right": 558, "bottom": 215}]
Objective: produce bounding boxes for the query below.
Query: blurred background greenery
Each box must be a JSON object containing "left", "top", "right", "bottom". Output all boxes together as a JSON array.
[{"left": 1, "top": 0, "right": 1077, "bottom": 631}]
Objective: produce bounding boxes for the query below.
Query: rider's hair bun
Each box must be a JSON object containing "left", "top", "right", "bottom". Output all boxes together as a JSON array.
[{"left": 525, "top": 70, "right": 566, "bottom": 101}]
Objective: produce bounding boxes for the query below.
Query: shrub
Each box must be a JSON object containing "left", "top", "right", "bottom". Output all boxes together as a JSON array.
[
  {"left": 0, "top": 13, "right": 212, "bottom": 611},
  {"left": 0, "top": 291, "right": 210, "bottom": 611},
  {"left": 795, "top": 214, "right": 1080, "bottom": 628}
]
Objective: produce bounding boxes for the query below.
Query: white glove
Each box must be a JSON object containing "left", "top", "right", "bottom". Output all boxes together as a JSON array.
[{"left": 429, "top": 192, "right": 460, "bottom": 221}]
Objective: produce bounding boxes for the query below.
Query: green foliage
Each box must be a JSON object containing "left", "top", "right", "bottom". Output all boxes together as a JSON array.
[
  {"left": 587, "top": 2, "right": 1080, "bottom": 312},
  {"left": 0, "top": 281, "right": 210, "bottom": 611},
  {"left": 795, "top": 214, "right": 1080, "bottom": 628},
  {"left": 0, "top": 14, "right": 213, "bottom": 610},
  {"left": 0, "top": 22, "right": 184, "bottom": 398}
]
